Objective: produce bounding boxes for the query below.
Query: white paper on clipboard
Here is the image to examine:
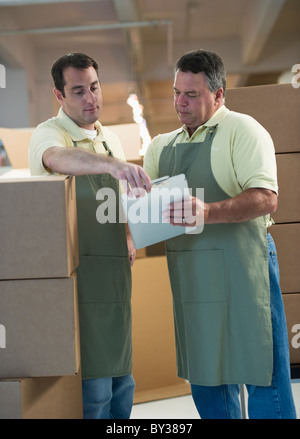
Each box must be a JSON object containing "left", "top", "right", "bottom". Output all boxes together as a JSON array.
[{"left": 121, "top": 173, "right": 196, "bottom": 249}]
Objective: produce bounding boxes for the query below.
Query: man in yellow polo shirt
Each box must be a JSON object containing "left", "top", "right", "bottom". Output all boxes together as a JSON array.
[
  {"left": 143, "top": 49, "right": 296, "bottom": 419},
  {"left": 29, "top": 53, "right": 151, "bottom": 419}
]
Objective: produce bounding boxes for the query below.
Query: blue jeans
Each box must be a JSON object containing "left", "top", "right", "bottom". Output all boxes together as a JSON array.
[
  {"left": 82, "top": 374, "right": 135, "bottom": 419},
  {"left": 191, "top": 234, "right": 297, "bottom": 419}
]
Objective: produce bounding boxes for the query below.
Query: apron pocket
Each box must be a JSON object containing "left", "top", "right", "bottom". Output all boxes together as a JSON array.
[
  {"left": 77, "top": 255, "right": 131, "bottom": 303},
  {"left": 167, "top": 249, "right": 227, "bottom": 303}
]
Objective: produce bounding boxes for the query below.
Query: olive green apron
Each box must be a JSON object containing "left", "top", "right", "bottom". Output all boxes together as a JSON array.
[
  {"left": 159, "top": 126, "right": 273, "bottom": 386},
  {"left": 74, "top": 141, "right": 132, "bottom": 380}
]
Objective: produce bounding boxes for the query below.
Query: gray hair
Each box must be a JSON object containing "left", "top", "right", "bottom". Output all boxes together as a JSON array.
[{"left": 175, "top": 49, "right": 226, "bottom": 97}]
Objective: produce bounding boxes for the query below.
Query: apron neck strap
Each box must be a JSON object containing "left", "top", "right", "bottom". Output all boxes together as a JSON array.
[
  {"left": 168, "top": 124, "right": 219, "bottom": 147},
  {"left": 72, "top": 139, "right": 114, "bottom": 157},
  {"left": 204, "top": 124, "right": 218, "bottom": 142},
  {"left": 167, "top": 132, "right": 181, "bottom": 147}
]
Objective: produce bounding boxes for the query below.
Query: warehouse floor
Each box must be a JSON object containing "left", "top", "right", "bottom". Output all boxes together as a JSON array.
[{"left": 131, "top": 381, "right": 300, "bottom": 419}]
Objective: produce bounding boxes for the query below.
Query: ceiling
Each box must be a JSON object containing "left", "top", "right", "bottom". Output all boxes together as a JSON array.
[{"left": 0, "top": 0, "right": 299, "bottom": 137}]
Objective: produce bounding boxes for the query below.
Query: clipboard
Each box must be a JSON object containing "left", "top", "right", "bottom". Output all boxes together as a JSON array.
[{"left": 121, "top": 173, "right": 195, "bottom": 249}]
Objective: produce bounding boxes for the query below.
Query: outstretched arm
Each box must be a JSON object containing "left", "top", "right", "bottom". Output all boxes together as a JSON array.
[{"left": 43, "top": 146, "right": 151, "bottom": 194}]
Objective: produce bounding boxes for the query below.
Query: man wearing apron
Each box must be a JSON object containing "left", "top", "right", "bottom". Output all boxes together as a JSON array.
[
  {"left": 144, "top": 50, "right": 296, "bottom": 419},
  {"left": 29, "top": 53, "right": 151, "bottom": 418}
]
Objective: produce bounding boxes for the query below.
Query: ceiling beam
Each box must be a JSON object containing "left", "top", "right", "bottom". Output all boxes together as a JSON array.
[
  {"left": 113, "top": 0, "right": 139, "bottom": 23},
  {"left": 242, "top": 0, "right": 286, "bottom": 65},
  {"left": 0, "top": 19, "right": 171, "bottom": 36},
  {"left": 0, "top": 0, "right": 100, "bottom": 6},
  {"left": 113, "top": 0, "right": 144, "bottom": 75}
]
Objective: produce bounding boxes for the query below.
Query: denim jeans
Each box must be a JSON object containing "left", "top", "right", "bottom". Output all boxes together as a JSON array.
[
  {"left": 82, "top": 374, "right": 135, "bottom": 419},
  {"left": 191, "top": 234, "right": 297, "bottom": 419}
]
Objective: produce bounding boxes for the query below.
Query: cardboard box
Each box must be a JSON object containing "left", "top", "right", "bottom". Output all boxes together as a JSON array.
[
  {"left": 0, "top": 168, "right": 31, "bottom": 178},
  {"left": 270, "top": 224, "right": 300, "bottom": 294},
  {"left": 0, "top": 274, "right": 80, "bottom": 378},
  {"left": 0, "top": 166, "right": 12, "bottom": 176},
  {"left": 108, "top": 123, "right": 141, "bottom": 161},
  {"left": 0, "top": 127, "right": 33, "bottom": 169},
  {"left": 226, "top": 84, "right": 300, "bottom": 153},
  {"left": 273, "top": 153, "right": 300, "bottom": 224},
  {"left": 0, "top": 372, "right": 83, "bottom": 419},
  {"left": 0, "top": 175, "right": 78, "bottom": 279},
  {"left": 132, "top": 256, "right": 190, "bottom": 403},
  {"left": 282, "top": 294, "right": 300, "bottom": 365}
]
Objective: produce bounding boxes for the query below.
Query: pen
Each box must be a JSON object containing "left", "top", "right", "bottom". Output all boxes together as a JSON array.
[{"left": 149, "top": 175, "right": 170, "bottom": 187}]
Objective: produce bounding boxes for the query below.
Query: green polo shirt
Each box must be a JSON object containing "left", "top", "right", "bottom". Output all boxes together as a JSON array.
[
  {"left": 29, "top": 107, "right": 126, "bottom": 176},
  {"left": 144, "top": 105, "right": 278, "bottom": 199}
]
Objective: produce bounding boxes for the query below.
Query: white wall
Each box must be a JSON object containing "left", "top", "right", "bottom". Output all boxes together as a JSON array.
[{"left": 0, "top": 67, "right": 30, "bottom": 128}]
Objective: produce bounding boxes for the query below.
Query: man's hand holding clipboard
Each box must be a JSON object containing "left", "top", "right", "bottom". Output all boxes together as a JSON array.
[{"left": 121, "top": 174, "right": 201, "bottom": 249}]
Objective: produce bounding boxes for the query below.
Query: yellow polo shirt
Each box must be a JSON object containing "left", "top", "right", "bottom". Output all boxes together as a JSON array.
[
  {"left": 143, "top": 105, "right": 278, "bottom": 198},
  {"left": 29, "top": 107, "right": 126, "bottom": 176}
]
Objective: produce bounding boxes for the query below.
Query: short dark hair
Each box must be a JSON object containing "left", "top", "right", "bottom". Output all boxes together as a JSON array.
[
  {"left": 175, "top": 49, "right": 226, "bottom": 97},
  {"left": 51, "top": 53, "right": 99, "bottom": 97}
]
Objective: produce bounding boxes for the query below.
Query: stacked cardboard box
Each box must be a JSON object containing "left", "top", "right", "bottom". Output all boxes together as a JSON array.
[
  {"left": 226, "top": 83, "right": 300, "bottom": 369},
  {"left": 0, "top": 128, "right": 33, "bottom": 169},
  {"left": 0, "top": 174, "right": 83, "bottom": 418}
]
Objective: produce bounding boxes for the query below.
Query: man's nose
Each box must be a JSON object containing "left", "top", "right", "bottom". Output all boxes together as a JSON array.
[
  {"left": 86, "top": 89, "right": 97, "bottom": 103},
  {"left": 176, "top": 93, "right": 187, "bottom": 106}
]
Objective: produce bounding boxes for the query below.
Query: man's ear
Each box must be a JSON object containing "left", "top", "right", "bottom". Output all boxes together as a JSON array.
[
  {"left": 214, "top": 87, "right": 224, "bottom": 104},
  {"left": 53, "top": 87, "right": 64, "bottom": 105}
]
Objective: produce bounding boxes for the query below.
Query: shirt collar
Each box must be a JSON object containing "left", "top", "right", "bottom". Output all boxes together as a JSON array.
[
  {"left": 57, "top": 107, "right": 103, "bottom": 141},
  {"left": 181, "top": 105, "right": 229, "bottom": 135}
]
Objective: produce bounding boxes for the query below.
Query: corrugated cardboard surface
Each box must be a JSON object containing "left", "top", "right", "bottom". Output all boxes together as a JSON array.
[
  {"left": 226, "top": 84, "right": 300, "bottom": 153},
  {"left": 0, "top": 372, "right": 83, "bottom": 419},
  {"left": 270, "top": 224, "right": 300, "bottom": 294},
  {"left": 0, "top": 175, "right": 78, "bottom": 279},
  {"left": 282, "top": 294, "right": 300, "bottom": 365},
  {"left": 272, "top": 153, "right": 300, "bottom": 224},
  {"left": 0, "top": 274, "right": 80, "bottom": 378},
  {"left": 0, "top": 127, "right": 33, "bottom": 169},
  {"left": 132, "top": 256, "right": 190, "bottom": 403},
  {"left": 108, "top": 123, "right": 141, "bottom": 161}
]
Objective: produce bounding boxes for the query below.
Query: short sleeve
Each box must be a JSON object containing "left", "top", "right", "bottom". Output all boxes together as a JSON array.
[
  {"left": 232, "top": 117, "right": 278, "bottom": 194},
  {"left": 143, "top": 134, "right": 166, "bottom": 180},
  {"left": 29, "top": 122, "right": 68, "bottom": 175}
]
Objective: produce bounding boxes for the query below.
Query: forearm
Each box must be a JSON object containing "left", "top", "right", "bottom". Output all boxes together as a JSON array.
[
  {"left": 43, "top": 146, "right": 112, "bottom": 176},
  {"left": 205, "top": 188, "right": 278, "bottom": 224},
  {"left": 42, "top": 146, "right": 152, "bottom": 193},
  {"left": 167, "top": 188, "right": 278, "bottom": 226}
]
